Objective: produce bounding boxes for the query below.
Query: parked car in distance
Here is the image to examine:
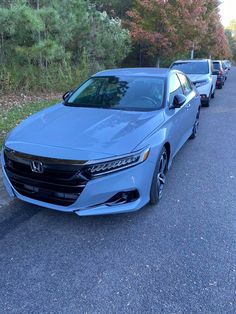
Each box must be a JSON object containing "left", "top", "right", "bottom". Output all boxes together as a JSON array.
[
  {"left": 224, "top": 60, "right": 232, "bottom": 70},
  {"left": 212, "top": 60, "right": 227, "bottom": 89},
  {"left": 222, "top": 60, "right": 230, "bottom": 80},
  {"left": 170, "top": 59, "right": 217, "bottom": 107},
  {"left": 2, "top": 68, "right": 201, "bottom": 216}
]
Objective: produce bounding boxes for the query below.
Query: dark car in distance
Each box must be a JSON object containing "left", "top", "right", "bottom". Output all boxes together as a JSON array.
[{"left": 213, "top": 60, "right": 227, "bottom": 89}]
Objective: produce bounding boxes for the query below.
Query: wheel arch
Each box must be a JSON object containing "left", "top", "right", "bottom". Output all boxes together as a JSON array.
[{"left": 164, "top": 142, "right": 171, "bottom": 165}]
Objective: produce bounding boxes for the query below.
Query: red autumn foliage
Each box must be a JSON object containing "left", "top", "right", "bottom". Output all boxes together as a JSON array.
[{"left": 127, "top": 0, "right": 231, "bottom": 65}]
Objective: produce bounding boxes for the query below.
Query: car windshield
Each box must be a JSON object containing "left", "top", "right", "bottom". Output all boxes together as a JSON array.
[
  {"left": 66, "top": 76, "right": 165, "bottom": 111},
  {"left": 171, "top": 62, "right": 209, "bottom": 74},
  {"left": 213, "top": 62, "right": 220, "bottom": 70}
]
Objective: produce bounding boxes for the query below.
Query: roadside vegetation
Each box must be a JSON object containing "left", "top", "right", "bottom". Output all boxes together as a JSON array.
[
  {"left": 225, "top": 20, "right": 236, "bottom": 63},
  {"left": 0, "top": 0, "right": 235, "bottom": 95},
  {"left": 0, "top": 0, "right": 131, "bottom": 93},
  {"left": 0, "top": 0, "right": 236, "bottom": 148}
]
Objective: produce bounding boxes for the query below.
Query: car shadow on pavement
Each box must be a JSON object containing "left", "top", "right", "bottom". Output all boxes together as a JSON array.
[{"left": 0, "top": 197, "right": 155, "bottom": 241}]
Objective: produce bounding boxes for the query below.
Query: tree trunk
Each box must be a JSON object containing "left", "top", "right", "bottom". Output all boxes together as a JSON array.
[
  {"left": 191, "top": 43, "right": 195, "bottom": 59},
  {"left": 36, "top": 0, "right": 43, "bottom": 67},
  {"left": 156, "top": 56, "right": 160, "bottom": 68},
  {"left": 0, "top": 33, "right": 3, "bottom": 65},
  {"left": 139, "top": 41, "right": 142, "bottom": 67}
]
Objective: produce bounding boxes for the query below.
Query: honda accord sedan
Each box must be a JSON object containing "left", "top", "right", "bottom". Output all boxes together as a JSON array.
[{"left": 1, "top": 68, "right": 201, "bottom": 216}]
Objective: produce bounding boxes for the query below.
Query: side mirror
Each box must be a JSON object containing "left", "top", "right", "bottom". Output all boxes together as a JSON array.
[
  {"left": 212, "top": 70, "right": 219, "bottom": 75},
  {"left": 62, "top": 91, "right": 73, "bottom": 101},
  {"left": 172, "top": 94, "right": 186, "bottom": 108}
]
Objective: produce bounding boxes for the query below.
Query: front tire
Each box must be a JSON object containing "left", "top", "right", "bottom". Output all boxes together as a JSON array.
[
  {"left": 150, "top": 147, "right": 168, "bottom": 205},
  {"left": 189, "top": 109, "right": 200, "bottom": 139},
  {"left": 202, "top": 97, "right": 210, "bottom": 107}
]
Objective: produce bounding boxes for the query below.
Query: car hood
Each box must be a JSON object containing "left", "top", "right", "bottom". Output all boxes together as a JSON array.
[
  {"left": 5, "top": 103, "right": 164, "bottom": 160},
  {"left": 187, "top": 74, "right": 210, "bottom": 83}
]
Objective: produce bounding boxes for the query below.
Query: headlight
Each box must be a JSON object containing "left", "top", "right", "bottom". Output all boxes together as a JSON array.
[
  {"left": 85, "top": 147, "right": 150, "bottom": 177},
  {"left": 194, "top": 79, "right": 210, "bottom": 88}
]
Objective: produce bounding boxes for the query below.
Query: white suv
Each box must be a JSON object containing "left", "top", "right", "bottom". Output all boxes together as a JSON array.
[{"left": 170, "top": 59, "right": 217, "bottom": 107}]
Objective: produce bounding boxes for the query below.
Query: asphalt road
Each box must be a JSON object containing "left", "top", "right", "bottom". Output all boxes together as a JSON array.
[{"left": 0, "top": 69, "right": 236, "bottom": 314}]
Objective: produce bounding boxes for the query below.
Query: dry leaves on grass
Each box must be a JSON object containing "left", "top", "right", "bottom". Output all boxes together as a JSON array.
[
  {"left": 0, "top": 93, "right": 61, "bottom": 148},
  {"left": 0, "top": 92, "right": 61, "bottom": 114}
]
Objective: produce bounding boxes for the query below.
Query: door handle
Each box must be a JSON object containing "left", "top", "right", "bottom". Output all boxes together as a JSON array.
[{"left": 185, "top": 103, "right": 191, "bottom": 108}]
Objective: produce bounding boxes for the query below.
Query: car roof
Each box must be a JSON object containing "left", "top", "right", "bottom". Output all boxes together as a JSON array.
[
  {"left": 173, "top": 59, "right": 210, "bottom": 63},
  {"left": 93, "top": 68, "right": 170, "bottom": 78}
]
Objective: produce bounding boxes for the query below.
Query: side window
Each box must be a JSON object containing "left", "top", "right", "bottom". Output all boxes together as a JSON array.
[
  {"left": 211, "top": 62, "right": 214, "bottom": 74},
  {"left": 213, "top": 62, "right": 220, "bottom": 71},
  {"left": 169, "top": 74, "right": 183, "bottom": 105},
  {"left": 177, "top": 73, "right": 193, "bottom": 96}
]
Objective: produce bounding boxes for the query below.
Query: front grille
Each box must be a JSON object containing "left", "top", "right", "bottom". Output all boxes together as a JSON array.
[{"left": 4, "top": 148, "right": 88, "bottom": 206}]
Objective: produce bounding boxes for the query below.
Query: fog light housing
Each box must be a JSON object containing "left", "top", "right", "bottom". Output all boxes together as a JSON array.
[{"left": 106, "top": 190, "right": 139, "bottom": 206}]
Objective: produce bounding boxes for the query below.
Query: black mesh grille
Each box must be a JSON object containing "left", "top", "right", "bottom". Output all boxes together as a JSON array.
[{"left": 4, "top": 149, "right": 88, "bottom": 206}]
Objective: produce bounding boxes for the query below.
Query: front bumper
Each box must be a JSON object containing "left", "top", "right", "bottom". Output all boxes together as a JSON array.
[
  {"left": 1, "top": 150, "right": 156, "bottom": 216},
  {"left": 196, "top": 84, "right": 211, "bottom": 103}
]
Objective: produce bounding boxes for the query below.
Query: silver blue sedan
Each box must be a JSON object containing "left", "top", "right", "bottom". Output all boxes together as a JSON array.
[{"left": 2, "top": 68, "right": 201, "bottom": 216}]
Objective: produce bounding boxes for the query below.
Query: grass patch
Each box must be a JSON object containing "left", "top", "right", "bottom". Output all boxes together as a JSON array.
[{"left": 0, "top": 100, "right": 58, "bottom": 149}]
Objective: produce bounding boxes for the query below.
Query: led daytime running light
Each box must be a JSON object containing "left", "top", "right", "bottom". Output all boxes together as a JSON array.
[{"left": 87, "top": 148, "right": 150, "bottom": 176}]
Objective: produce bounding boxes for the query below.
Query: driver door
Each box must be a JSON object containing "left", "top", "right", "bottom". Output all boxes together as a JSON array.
[{"left": 167, "top": 73, "right": 189, "bottom": 155}]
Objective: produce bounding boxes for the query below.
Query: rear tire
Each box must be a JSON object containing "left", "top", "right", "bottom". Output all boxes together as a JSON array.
[{"left": 150, "top": 147, "right": 168, "bottom": 205}]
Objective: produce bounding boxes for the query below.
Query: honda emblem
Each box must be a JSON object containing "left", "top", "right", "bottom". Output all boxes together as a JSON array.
[{"left": 30, "top": 161, "right": 44, "bottom": 174}]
